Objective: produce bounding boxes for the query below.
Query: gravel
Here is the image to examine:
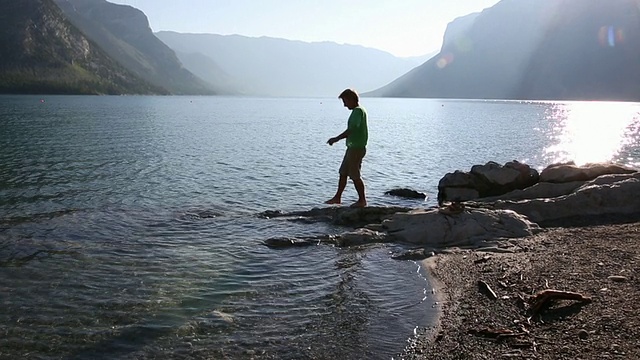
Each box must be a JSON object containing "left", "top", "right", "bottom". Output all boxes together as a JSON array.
[{"left": 399, "top": 221, "right": 640, "bottom": 360}]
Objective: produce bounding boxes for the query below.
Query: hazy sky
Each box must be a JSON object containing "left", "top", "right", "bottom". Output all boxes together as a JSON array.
[{"left": 108, "top": 0, "right": 501, "bottom": 57}]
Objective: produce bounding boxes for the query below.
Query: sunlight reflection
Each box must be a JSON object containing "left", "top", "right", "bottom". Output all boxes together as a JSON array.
[{"left": 544, "top": 102, "right": 640, "bottom": 166}]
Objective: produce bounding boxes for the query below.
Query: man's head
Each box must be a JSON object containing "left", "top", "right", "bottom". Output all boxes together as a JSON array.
[{"left": 339, "top": 89, "right": 359, "bottom": 110}]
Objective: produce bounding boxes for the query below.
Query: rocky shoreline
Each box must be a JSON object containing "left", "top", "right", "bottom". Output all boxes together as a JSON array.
[
  {"left": 400, "top": 219, "right": 640, "bottom": 359},
  {"left": 259, "top": 161, "right": 640, "bottom": 358}
]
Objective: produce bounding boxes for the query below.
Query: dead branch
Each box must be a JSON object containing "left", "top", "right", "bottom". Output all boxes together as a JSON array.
[{"left": 528, "top": 289, "right": 592, "bottom": 314}]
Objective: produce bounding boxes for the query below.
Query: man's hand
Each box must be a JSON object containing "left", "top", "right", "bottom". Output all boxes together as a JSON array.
[{"left": 327, "top": 130, "right": 348, "bottom": 146}]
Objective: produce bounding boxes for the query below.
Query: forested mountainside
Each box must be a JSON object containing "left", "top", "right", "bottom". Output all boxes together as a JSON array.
[
  {"left": 54, "top": 0, "right": 216, "bottom": 95},
  {"left": 0, "top": 0, "right": 164, "bottom": 95}
]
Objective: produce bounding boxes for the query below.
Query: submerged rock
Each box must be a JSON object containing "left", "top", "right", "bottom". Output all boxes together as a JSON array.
[
  {"left": 335, "top": 228, "right": 387, "bottom": 247},
  {"left": 385, "top": 188, "right": 427, "bottom": 199},
  {"left": 258, "top": 206, "right": 412, "bottom": 227},
  {"left": 263, "top": 237, "right": 320, "bottom": 248}
]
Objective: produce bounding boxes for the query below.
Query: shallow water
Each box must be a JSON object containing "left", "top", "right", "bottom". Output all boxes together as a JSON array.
[{"left": 1, "top": 96, "right": 639, "bottom": 359}]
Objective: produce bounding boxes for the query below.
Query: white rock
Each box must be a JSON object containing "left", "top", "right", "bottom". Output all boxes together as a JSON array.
[{"left": 381, "top": 208, "right": 540, "bottom": 247}]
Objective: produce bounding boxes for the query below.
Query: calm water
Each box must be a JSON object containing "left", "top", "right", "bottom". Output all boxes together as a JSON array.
[{"left": 1, "top": 96, "right": 639, "bottom": 359}]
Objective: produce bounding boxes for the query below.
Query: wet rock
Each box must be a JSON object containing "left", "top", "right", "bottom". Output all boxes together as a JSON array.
[
  {"left": 180, "top": 210, "right": 223, "bottom": 220},
  {"left": 211, "top": 310, "right": 234, "bottom": 324},
  {"left": 258, "top": 206, "right": 411, "bottom": 227},
  {"left": 385, "top": 188, "right": 427, "bottom": 199},
  {"left": 335, "top": 228, "right": 387, "bottom": 247},
  {"left": 263, "top": 237, "right": 318, "bottom": 248},
  {"left": 259, "top": 210, "right": 285, "bottom": 219},
  {"left": 392, "top": 248, "right": 435, "bottom": 261}
]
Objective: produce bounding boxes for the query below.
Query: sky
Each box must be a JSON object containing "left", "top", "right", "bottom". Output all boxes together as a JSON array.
[{"left": 108, "top": 0, "right": 501, "bottom": 58}]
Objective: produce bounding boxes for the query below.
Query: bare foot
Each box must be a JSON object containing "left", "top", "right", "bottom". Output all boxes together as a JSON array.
[
  {"left": 325, "top": 197, "right": 341, "bottom": 205},
  {"left": 349, "top": 200, "right": 367, "bottom": 208}
]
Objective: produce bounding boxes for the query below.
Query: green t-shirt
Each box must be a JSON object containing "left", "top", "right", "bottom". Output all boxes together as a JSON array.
[{"left": 346, "top": 106, "right": 368, "bottom": 149}]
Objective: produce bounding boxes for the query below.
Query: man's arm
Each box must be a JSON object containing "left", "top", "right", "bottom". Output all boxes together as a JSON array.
[{"left": 327, "top": 129, "right": 350, "bottom": 146}]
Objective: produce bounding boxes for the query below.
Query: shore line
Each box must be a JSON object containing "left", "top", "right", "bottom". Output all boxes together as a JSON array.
[{"left": 399, "top": 219, "right": 640, "bottom": 359}]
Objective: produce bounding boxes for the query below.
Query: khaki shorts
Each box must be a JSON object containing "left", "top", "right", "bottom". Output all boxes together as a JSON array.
[{"left": 339, "top": 147, "right": 366, "bottom": 180}]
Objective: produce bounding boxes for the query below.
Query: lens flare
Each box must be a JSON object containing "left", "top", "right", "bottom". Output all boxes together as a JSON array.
[
  {"left": 599, "top": 25, "right": 625, "bottom": 47},
  {"left": 436, "top": 53, "right": 455, "bottom": 69}
]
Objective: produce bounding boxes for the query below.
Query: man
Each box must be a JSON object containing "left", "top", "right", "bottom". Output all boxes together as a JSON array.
[{"left": 325, "top": 88, "right": 368, "bottom": 207}]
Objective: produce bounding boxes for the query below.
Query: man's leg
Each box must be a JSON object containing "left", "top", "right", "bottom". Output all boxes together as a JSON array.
[
  {"left": 349, "top": 148, "right": 367, "bottom": 207},
  {"left": 351, "top": 177, "right": 367, "bottom": 207},
  {"left": 325, "top": 174, "right": 348, "bottom": 204},
  {"left": 326, "top": 150, "right": 350, "bottom": 205}
]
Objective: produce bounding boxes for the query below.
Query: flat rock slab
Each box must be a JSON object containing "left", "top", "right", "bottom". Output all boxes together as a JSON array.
[
  {"left": 259, "top": 206, "right": 412, "bottom": 227},
  {"left": 382, "top": 208, "right": 541, "bottom": 247}
]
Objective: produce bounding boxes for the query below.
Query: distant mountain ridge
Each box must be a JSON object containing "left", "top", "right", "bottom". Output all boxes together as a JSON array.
[
  {"left": 368, "top": 0, "right": 640, "bottom": 101},
  {"left": 10, "top": 0, "right": 634, "bottom": 100},
  {"left": 155, "top": 31, "right": 428, "bottom": 97},
  {"left": 0, "top": 0, "right": 163, "bottom": 95}
]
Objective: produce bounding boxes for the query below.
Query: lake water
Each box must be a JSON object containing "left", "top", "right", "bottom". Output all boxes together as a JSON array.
[{"left": 1, "top": 95, "right": 639, "bottom": 359}]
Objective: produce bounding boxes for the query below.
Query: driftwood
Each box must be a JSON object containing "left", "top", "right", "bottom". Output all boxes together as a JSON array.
[
  {"left": 469, "top": 328, "right": 514, "bottom": 338},
  {"left": 478, "top": 280, "right": 498, "bottom": 300},
  {"left": 528, "top": 289, "right": 592, "bottom": 314},
  {"left": 469, "top": 328, "right": 527, "bottom": 342},
  {"left": 474, "top": 255, "right": 492, "bottom": 264}
]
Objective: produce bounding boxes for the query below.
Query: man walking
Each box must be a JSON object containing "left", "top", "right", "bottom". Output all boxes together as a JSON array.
[{"left": 325, "top": 89, "right": 368, "bottom": 208}]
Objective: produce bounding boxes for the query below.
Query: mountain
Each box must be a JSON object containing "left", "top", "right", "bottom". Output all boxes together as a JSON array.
[
  {"left": 155, "top": 31, "right": 427, "bottom": 97},
  {"left": 53, "top": 0, "right": 215, "bottom": 95},
  {"left": 171, "top": 51, "right": 243, "bottom": 96},
  {"left": 367, "top": 0, "right": 640, "bottom": 101},
  {"left": 0, "top": 0, "right": 164, "bottom": 95}
]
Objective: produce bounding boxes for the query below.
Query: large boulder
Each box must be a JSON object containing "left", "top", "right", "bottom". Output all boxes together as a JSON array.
[
  {"left": 380, "top": 207, "right": 541, "bottom": 247},
  {"left": 539, "top": 163, "right": 636, "bottom": 183},
  {"left": 438, "top": 161, "right": 539, "bottom": 205},
  {"left": 494, "top": 173, "right": 640, "bottom": 223}
]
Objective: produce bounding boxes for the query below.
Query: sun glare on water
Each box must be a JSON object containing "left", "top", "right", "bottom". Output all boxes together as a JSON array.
[{"left": 544, "top": 102, "right": 640, "bottom": 166}]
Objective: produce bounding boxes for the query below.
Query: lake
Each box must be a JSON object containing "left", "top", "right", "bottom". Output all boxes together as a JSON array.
[{"left": 1, "top": 95, "right": 639, "bottom": 359}]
